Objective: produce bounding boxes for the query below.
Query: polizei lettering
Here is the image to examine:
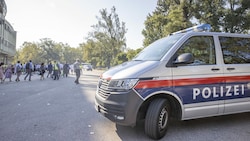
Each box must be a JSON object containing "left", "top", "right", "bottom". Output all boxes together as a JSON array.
[{"left": 193, "top": 85, "right": 245, "bottom": 100}]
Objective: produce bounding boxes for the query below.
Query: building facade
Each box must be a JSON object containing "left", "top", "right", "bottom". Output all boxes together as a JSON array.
[{"left": 0, "top": 0, "right": 16, "bottom": 65}]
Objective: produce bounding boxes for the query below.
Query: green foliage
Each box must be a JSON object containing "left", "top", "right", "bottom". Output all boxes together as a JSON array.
[
  {"left": 85, "top": 6, "right": 127, "bottom": 68},
  {"left": 193, "top": 0, "right": 225, "bottom": 31},
  {"left": 222, "top": 0, "right": 250, "bottom": 33},
  {"left": 114, "top": 52, "right": 128, "bottom": 65},
  {"left": 142, "top": 0, "right": 250, "bottom": 46},
  {"left": 39, "top": 38, "right": 60, "bottom": 62},
  {"left": 142, "top": 13, "right": 168, "bottom": 47},
  {"left": 81, "top": 40, "right": 100, "bottom": 67},
  {"left": 142, "top": 0, "right": 194, "bottom": 47},
  {"left": 13, "top": 39, "right": 82, "bottom": 65},
  {"left": 14, "top": 42, "right": 44, "bottom": 64},
  {"left": 164, "top": 5, "right": 192, "bottom": 35}
]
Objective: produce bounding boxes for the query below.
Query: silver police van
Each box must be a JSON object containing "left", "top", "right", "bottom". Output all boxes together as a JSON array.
[{"left": 95, "top": 24, "right": 250, "bottom": 139}]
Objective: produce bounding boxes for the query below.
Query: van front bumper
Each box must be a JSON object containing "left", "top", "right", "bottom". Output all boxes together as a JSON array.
[{"left": 95, "top": 89, "right": 143, "bottom": 127}]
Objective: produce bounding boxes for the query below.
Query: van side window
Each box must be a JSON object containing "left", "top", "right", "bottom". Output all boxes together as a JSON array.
[
  {"left": 176, "top": 36, "right": 215, "bottom": 65},
  {"left": 219, "top": 36, "right": 250, "bottom": 64}
]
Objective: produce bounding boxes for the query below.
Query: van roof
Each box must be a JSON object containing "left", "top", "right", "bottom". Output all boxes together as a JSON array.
[
  {"left": 170, "top": 24, "right": 250, "bottom": 37},
  {"left": 182, "top": 31, "right": 250, "bottom": 38}
]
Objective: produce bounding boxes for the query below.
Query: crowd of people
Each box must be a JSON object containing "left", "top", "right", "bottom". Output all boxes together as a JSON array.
[{"left": 0, "top": 60, "right": 79, "bottom": 84}]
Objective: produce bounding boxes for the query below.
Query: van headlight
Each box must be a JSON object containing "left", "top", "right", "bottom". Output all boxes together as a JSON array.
[{"left": 108, "top": 79, "right": 138, "bottom": 90}]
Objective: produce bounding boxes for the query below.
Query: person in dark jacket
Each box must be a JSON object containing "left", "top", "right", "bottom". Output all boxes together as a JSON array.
[
  {"left": 40, "top": 63, "right": 46, "bottom": 80},
  {"left": 73, "top": 59, "right": 81, "bottom": 84},
  {"left": 47, "top": 62, "right": 53, "bottom": 78},
  {"left": 63, "top": 62, "right": 70, "bottom": 78}
]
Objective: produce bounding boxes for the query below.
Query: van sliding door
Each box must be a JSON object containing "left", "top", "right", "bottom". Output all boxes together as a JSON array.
[{"left": 219, "top": 36, "right": 250, "bottom": 114}]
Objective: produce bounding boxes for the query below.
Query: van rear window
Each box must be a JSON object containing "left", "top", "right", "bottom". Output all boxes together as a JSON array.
[{"left": 219, "top": 36, "right": 250, "bottom": 64}]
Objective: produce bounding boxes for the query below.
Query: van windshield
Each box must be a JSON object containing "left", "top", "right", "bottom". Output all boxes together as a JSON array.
[{"left": 133, "top": 34, "right": 183, "bottom": 61}]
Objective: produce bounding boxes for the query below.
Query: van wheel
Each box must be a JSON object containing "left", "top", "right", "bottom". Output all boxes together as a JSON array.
[{"left": 145, "top": 98, "right": 170, "bottom": 140}]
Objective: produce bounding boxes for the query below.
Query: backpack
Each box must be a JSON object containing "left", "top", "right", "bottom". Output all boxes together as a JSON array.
[
  {"left": 16, "top": 65, "right": 21, "bottom": 72},
  {"left": 25, "top": 62, "right": 30, "bottom": 69}
]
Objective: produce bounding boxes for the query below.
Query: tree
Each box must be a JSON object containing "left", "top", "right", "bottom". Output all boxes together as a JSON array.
[
  {"left": 61, "top": 45, "right": 72, "bottom": 63},
  {"left": 142, "top": 13, "right": 168, "bottom": 47},
  {"left": 14, "top": 42, "right": 43, "bottom": 64},
  {"left": 38, "top": 38, "right": 60, "bottom": 62},
  {"left": 164, "top": 5, "right": 192, "bottom": 35},
  {"left": 114, "top": 52, "right": 128, "bottom": 65},
  {"left": 14, "top": 39, "right": 83, "bottom": 65},
  {"left": 193, "top": 0, "right": 250, "bottom": 33},
  {"left": 142, "top": 0, "right": 250, "bottom": 47},
  {"left": 142, "top": 0, "right": 194, "bottom": 47},
  {"left": 193, "top": 0, "right": 225, "bottom": 32},
  {"left": 80, "top": 40, "right": 99, "bottom": 67},
  {"left": 38, "top": 38, "right": 82, "bottom": 64},
  {"left": 222, "top": 0, "right": 250, "bottom": 33},
  {"left": 88, "top": 6, "right": 127, "bottom": 68}
]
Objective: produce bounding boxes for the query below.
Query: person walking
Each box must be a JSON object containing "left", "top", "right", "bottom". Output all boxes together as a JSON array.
[
  {"left": 3, "top": 65, "right": 12, "bottom": 82},
  {"left": 73, "top": 59, "right": 81, "bottom": 84},
  {"left": 15, "top": 61, "right": 22, "bottom": 82},
  {"left": 40, "top": 63, "right": 46, "bottom": 80},
  {"left": 47, "top": 62, "right": 53, "bottom": 78},
  {"left": 24, "top": 60, "right": 33, "bottom": 81},
  {"left": 53, "top": 61, "right": 60, "bottom": 80},
  {"left": 63, "top": 62, "right": 70, "bottom": 78},
  {"left": 0, "top": 62, "right": 4, "bottom": 83}
]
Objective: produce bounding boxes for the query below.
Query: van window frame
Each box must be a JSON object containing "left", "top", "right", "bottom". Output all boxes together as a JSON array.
[
  {"left": 171, "top": 35, "right": 216, "bottom": 66},
  {"left": 219, "top": 36, "right": 250, "bottom": 64}
]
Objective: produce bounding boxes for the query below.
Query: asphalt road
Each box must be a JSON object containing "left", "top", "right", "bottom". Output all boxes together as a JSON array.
[{"left": 0, "top": 70, "right": 250, "bottom": 141}]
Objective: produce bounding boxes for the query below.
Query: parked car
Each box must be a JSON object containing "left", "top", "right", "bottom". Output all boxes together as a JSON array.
[{"left": 82, "top": 64, "right": 92, "bottom": 71}]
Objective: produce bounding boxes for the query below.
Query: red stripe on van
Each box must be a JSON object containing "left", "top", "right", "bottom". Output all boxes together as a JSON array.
[
  {"left": 135, "top": 80, "right": 172, "bottom": 89},
  {"left": 134, "top": 75, "right": 250, "bottom": 89},
  {"left": 173, "top": 77, "right": 224, "bottom": 86},
  {"left": 225, "top": 75, "right": 250, "bottom": 83}
]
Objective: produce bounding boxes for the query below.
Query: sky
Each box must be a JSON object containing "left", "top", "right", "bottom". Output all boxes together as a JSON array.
[{"left": 5, "top": 0, "right": 157, "bottom": 49}]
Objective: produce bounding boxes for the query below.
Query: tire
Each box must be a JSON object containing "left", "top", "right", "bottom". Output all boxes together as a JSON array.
[{"left": 145, "top": 98, "right": 170, "bottom": 140}]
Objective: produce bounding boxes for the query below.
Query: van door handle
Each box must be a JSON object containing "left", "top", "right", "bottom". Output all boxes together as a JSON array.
[
  {"left": 211, "top": 68, "right": 220, "bottom": 71},
  {"left": 227, "top": 68, "right": 235, "bottom": 71}
]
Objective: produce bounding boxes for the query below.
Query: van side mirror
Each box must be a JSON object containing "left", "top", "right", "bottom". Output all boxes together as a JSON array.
[{"left": 174, "top": 53, "right": 194, "bottom": 65}]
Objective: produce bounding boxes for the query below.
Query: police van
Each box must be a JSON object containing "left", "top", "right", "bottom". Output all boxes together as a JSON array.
[{"left": 95, "top": 24, "right": 250, "bottom": 139}]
